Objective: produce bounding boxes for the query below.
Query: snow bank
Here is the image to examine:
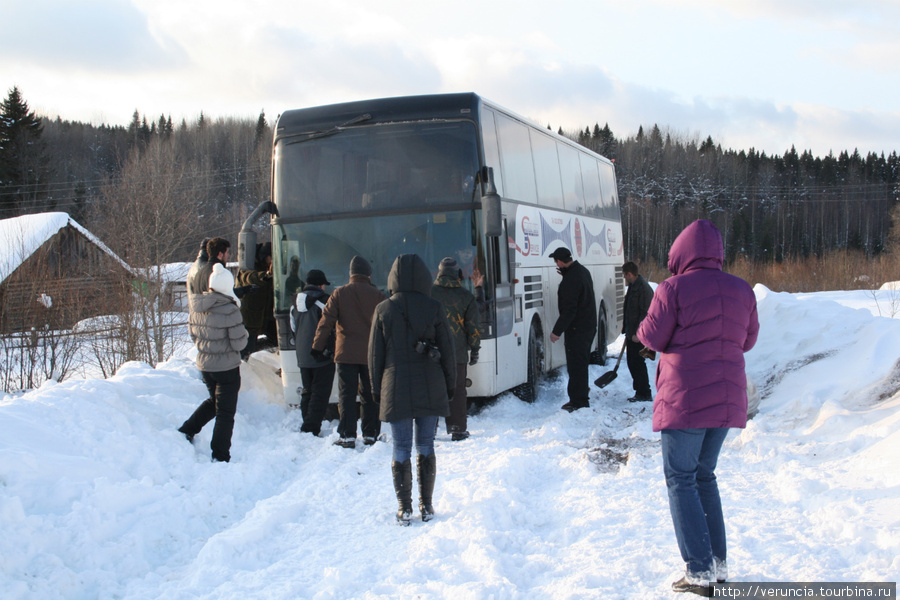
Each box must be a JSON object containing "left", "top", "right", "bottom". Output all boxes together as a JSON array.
[{"left": 1, "top": 288, "right": 898, "bottom": 598}]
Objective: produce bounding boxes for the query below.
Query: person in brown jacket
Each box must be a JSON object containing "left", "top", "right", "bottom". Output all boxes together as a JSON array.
[{"left": 312, "top": 255, "right": 386, "bottom": 448}]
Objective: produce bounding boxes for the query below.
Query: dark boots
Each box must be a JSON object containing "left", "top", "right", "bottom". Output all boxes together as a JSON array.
[
  {"left": 391, "top": 460, "right": 413, "bottom": 526},
  {"left": 393, "top": 454, "right": 438, "bottom": 525},
  {"left": 417, "top": 453, "right": 436, "bottom": 522}
]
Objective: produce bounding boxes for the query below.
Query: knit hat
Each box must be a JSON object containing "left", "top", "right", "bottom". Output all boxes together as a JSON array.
[
  {"left": 208, "top": 262, "right": 240, "bottom": 307},
  {"left": 349, "top": 255, "right": 372, "bottom": 277},
  {"left": 306, "top": 269, "right": 330, "bottom": 286},
  {"left": 438, "top": 256, "right": 459, "bottom": 276}
]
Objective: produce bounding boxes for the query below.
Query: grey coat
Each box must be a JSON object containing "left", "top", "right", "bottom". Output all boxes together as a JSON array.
[
  {"left": 189, "top": 291, "right": 248, "bottom": 372},
  {"left": 369, "top": 254, "right": 455, "bottom": 422}
]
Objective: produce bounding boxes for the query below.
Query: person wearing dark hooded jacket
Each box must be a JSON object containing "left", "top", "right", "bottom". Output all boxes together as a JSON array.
[
  {"left": 369, "top": 254, "right": 455, "bottom": 526},
  {"left": 637, "top": 220, "right": 759, "bottom": 594},
  {"left": 178, "top": 262, "right": 249, "bottom": 463},
  {"left": 431, "top": 256, "right": 481, "bottom": 441},
  {"left": 290, "top": 269, "right": 335, "bottom": 436}
]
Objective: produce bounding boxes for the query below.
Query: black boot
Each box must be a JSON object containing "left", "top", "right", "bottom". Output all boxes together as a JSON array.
[
  {"left": 417, "top": 453, "right": 436, "bottom": 522},
  {"left": 391, "top": 460, "right": 413, "bottom": 526}
]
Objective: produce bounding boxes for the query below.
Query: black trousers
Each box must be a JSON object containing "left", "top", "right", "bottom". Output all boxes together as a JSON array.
[
  {"left": 336, "top": 363, "right": 381, "bottom": 439},
  {"left": 445, "top": 363, "right": 468, "bottom": 433},
  {"left": 300, "top": 363, "right": 336, "bottom": 436},
  {"left": 242, "top": 328, "right": 259, "bottom": 358},
  {"left": 564, "top": 330, "right": 593, "bottom": 407},
  {"left": 625, "top": 337, "right": 651, "bottom": 396},
  {"left": 180, "top": 367, "right": 241, "bottom": 462}
]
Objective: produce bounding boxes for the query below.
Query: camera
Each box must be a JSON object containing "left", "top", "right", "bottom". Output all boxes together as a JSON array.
[{"left": 415, "top": 339, "right": 441, "bottom": 363}]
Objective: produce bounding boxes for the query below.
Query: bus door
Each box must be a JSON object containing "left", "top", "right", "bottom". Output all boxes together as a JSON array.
[{"left": 491, "top": 217, "right": 521, "bottom": 393}]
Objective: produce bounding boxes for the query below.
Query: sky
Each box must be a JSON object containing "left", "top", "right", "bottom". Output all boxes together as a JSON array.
[
  {"left": 2, "top": 284, "right": 900, "bottom": 598},
  {"left": 1, "top": 0, "right": 899, "bottom": 157}
]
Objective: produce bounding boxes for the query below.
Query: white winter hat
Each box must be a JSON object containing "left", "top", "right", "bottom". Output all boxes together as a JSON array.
[{"left": 208, "top": 262, "right": 240, "bottom": 307}]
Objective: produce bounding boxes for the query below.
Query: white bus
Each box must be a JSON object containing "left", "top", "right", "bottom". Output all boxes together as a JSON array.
[{"left": 260, "top": 93, "right": 624, "bottom": 405}]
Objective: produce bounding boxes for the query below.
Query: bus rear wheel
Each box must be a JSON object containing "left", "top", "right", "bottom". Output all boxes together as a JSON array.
[
  {"left": 514, "top": 321, "right": 544, "bottom": 403},
  {"left": 590, "top": 311, "right": 608, "bottom": 366}
]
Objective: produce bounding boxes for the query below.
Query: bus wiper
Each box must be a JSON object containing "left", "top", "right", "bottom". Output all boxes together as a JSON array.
[{"left": 287, "top": 113, "right": 372, "bottom": 145}]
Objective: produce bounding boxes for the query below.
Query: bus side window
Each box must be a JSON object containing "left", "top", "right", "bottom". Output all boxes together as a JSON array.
[{"left": 598, "top": 162, "right": 619, "bottom": 220}]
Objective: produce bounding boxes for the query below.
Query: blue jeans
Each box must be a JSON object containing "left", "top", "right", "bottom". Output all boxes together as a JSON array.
[
  {"left": 660, "top": 427, "right": 729, "bottom": 576},
  {"left": 389, "top": 416, "right": 439, "bottom": 463}
]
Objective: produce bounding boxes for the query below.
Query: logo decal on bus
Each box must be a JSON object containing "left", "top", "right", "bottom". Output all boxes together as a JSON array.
[
  {"left": 539, "top": 213, "right": 573, "bottom": 252},
  {"left": 515, "top": 207, "right": 620, "bottom": 262},
  {"left": 579, "top": 219, "right": 608, "bottom": 257},
  {"left": 519, "top": 216, "right": 541, "bottom": 256}
]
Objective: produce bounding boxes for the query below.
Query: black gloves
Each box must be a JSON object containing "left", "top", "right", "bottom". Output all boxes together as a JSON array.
[
  {"left": 469, "top": 349, "right": 479, "bottom": 366},
  {"left": 233, "top": 284, "right": 260, "bottom": 298},
  {"left": 372, "top": 393, "right": 381, "bottom": 405},
  {"left": 310, "top": 348, "right": 326, "bottom": 362},
  {"left": 447, "top": 389, "right": 455, "bottom": 400}
]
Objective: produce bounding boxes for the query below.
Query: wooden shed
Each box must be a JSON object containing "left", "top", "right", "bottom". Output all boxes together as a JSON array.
[{"left": 0, "top": 212, "right": 135, "bottom": 333}]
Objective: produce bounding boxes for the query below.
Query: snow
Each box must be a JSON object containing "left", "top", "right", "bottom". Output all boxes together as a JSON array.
[
  {"left": 0, "top": 212, "right": 134, "bottom": 286},
  {"left": 137, "top": 262, "right": 194, "bottom": 283},
  {"left": 2, "top": 285, "right": 899, "bottom": 599},
  {"left": 0, "top": 212, "right": 69, "bottom": 284}
]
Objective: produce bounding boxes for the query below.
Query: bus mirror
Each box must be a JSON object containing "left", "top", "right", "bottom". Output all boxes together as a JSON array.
[
  {"left": 238, "top": 230, "right": 257, "bottom": 271},
  {"left": 481, "top": 167, "right": 502, "bottom": 238},
  {"left": 482, "top": 194, "right": 502, "bottom": 238},
  {"left": 238, "top": 200, "right": 280, "bottom": 270}
]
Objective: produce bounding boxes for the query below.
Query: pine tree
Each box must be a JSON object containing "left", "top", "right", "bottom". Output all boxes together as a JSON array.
[
  {"left": 254, "top": 110, "right": 268, "bottom": 147},
  {"left": 598, "top": 124, "right": 616, "bottom": 159},
  {"left": 157, "top": 114, "right": 173, "bottom": 141},
  {"left": 128, "top": 110, "right": 142, "bottom": 147},
  {"left": 0, "top": 86, "right": 49, "bottom": 216}
]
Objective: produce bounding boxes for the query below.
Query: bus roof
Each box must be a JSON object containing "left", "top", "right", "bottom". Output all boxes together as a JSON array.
[
  {"left": 274, "top": 92, "right": 614, "bottom": 167},
  {"left": 275, "top": 93, "right": 484, "bottom": 137}
]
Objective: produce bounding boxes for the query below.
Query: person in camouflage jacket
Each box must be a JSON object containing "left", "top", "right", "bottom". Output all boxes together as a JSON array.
[{"left": 430, "top": 256, "right": 481, "bottom": 440}]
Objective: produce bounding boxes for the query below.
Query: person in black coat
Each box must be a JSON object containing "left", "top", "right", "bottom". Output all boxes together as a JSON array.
[
  {"left": 291, "top": 269, "right": 335, "bottom": 435},
  {"left": 549, "top": 246, "right": 597, "bottom": 412},
  {"left": 369, "top": 254, "right": 455, "bottom": 525},
  {"left": 622, "top": 261, "right": 655, "bottom": 402}
]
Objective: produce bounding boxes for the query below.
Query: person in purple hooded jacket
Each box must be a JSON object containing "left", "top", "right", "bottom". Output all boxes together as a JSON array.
[{"left": 637, "top": 220, "right": 759, "bottom": 595}]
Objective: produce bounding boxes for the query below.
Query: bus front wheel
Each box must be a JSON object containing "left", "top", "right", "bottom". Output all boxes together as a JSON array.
[{"left": 514, "top": 321, "right": 544, "bottom": 403}]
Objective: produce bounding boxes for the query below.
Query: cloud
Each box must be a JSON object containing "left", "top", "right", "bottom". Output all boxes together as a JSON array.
[
  {"left": 449, "top": 51, "right": 897, "bottom": 156},
  {"left": 0, "top": 0, "right": 185, "bottom": 72},
  {"left": 236, "top": 26, "right": 442, "bottom": 113},
  {"left": 2, "top": 0, "right": 896, "bottom": 158}
]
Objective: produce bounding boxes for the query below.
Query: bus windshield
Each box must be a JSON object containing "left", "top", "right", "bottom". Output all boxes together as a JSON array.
[
  {"left": 274, "top": 121, "right": 481, "bottom": 219},
  {"left": 274, "top": 209, "right": 486, "bottom": 312}
]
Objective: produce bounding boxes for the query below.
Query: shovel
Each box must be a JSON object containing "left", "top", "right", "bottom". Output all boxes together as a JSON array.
[{"left": 593, "top": 343, "right": 625, "bottom": 388}]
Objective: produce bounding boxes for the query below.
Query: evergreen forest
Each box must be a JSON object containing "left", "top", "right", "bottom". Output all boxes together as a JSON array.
[{"left": 2, "top": 87, "right": 898, "bottom": 272}]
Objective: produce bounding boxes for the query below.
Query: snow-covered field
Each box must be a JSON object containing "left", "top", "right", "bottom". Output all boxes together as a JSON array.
[{"left": 1, "top": 285, "right": 899, "bottom": 599}]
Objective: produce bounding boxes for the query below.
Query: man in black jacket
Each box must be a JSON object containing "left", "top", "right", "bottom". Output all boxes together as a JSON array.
[
  {"left": 622, "top": 261, "right": 654, "bottom": 402},
  {"left": 549, "top": 247, "right": 597, "bottom": 412}
]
